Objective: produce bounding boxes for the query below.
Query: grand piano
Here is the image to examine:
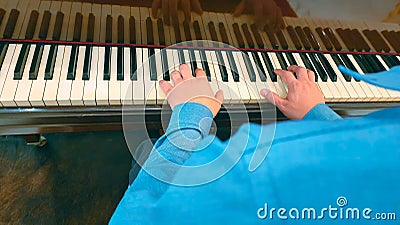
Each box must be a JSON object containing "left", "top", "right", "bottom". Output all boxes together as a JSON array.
[{"left": 0, "top": 0, "right": 399, "bottom": 142}]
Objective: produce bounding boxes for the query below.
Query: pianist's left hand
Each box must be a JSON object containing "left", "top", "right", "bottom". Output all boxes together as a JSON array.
[
  {"left": 159, "top": 64, "right": 224, "bottom": 117},
  {"left": 233, "top": 0, "right": 285, "bottom": 32},
  {"left": 261, "top": 65, "right": 325, "bottom": 120},
  {"left": 152, "top": 0, "right": 203, "bottom": 25}
]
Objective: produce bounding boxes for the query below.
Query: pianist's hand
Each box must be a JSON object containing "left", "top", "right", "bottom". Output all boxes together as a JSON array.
[
  {"left": 261, "top": 65, "right": 325, "bottom": 120},
  {"left": 233, "top": 0, "right": 284, "bottom": 32},
  {"left": 159, "top": 64, "right": 224, "bottom": 117},
  {"left": 152, "top": 0, "right": 203, "bottom": 25}
]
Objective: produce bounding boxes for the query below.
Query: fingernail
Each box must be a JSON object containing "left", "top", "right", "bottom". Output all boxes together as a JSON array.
[{"left": 260, "top": 89, "right": 269, "bottom": 97}]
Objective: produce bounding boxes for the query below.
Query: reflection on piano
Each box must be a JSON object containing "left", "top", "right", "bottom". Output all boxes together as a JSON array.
[{"left": 0, "top": 0, "right": 399, "bottom": 136}]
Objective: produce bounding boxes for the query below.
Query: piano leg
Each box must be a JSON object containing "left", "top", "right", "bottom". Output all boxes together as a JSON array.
[{"left": 21, "top": 134, "right": 47, "bottom": 147}]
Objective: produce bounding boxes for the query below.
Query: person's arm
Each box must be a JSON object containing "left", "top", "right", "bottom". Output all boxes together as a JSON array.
[{"left": 260, "top": 65, "right": 342, "bottom": 120}]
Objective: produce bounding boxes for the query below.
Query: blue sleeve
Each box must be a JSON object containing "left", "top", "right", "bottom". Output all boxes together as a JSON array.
[{"left": 303, "top": 104, "right": 342, "bottom": 121}]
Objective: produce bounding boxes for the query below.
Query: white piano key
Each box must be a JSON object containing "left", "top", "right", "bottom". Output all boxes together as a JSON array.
[
  {"left": 257, "top": 52, "right": 279, "bottom": 95},
  {"left": 100, "top": 4, "right": 111, "bottom": 43},
  {"left": 376, "top": 56, "right": 400, "bottom": 101},
  {"left": 0, "top": 44, "right": 16, "bottom": 107},
  {"left": 91, "top": 3, "right": 101, "bottom": 42},
  {"left": 132, "top": 47, "right": 144, "bottom": 105},
  {"left": 121, "top": 47, "right": 133, "bottom": 105},
  {"left": 267, "top": 52, "right": 289, "bottom": 98},
  {"left": 203, "top": 50, "right": 223, "bottom": 98},
  {"left": 138, "top": 7, "right": 148, "bottom": 44},
  {"left": 109, "top": 47, "right": 121, "bottom": 105},
  {"left": 33, "top": 0, "right": 51, "bottom": 40},
  {"left": 142, "top": 48, "right": 157, "bottom": 105},
  {"left": 247, "top": 52, "right": 269, "bottom": 102},
  {"left": 130, "top": 7, "right": 141, "bottom": 44},
  {"left": 111, "top": 4, "right": 120, "bottom": 43},
  {"left": 83, "top": 46, "right": 98, "bottom": 106},
  {"left": 305, "top": 53, "right": 335, "bottom": 101},
  {"left": 121, "top": 6, "right": 130, "bottom": 44},
  {"left": 96, "top": 47, "right": 109, "bottom": 105},
  {"left": 155, "top": 48, "right": 166, "bottom": 105},
  {"left": 12, "top": 0, "right": 31, "bottom": 39},
  {"left": 0, "top": 0, "right": 10, "bottom": 35},
  {"left": 182, "top": 49, "right": 191, "bottom": 71},
  {"left": 324, "top": 54, "right": 354, "bottom": 102},
  {"left": 347, "top": 54, "right": 377, "bottom": 101},
  {"left": 221, "top": 51, "right": 246, "bottom": 104},
  {"left": 0, "top": 44, "right": 21, "bottom": 107},
  {"left": 43, "top": 45, "right": 65, "bottom": 106},
  {"left": 67, "top": 2, "right": 82, "bottom": 41},
  {"left": 70, "top": 45, "right": 86, "bottom": 106},
  {"left": 208, "top": 50, "right": 232, "bottom": 104},
  {"left": 58, "top": 1, "right": 72, "bottom": 41},
  {"left": 80, "top": 3, "right": 91, "bottom": 42},
  {"left": 14, "top": 44, "right": 36, "bottom": 107},
  {"left": 56, "top": 45, "right": 72, "bottom": 106},
  {"left": 29, "top": 44, "right": 50, "bottom": 107},
  {"left": 233, "top": 51, "right": 259, "bottom": 103},
  {"left": 46, "top": 1, "right": 61, "bottom": 41}
]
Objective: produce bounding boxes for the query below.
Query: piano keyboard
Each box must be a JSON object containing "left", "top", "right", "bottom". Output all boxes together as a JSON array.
[{"left": 0, "top": 0, "right": 400, "bottom": 108}]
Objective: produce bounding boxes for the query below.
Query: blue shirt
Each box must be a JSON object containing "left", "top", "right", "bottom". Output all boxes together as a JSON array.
[{"left": 110, "top": 103, "right": 400, "bottom": 224}]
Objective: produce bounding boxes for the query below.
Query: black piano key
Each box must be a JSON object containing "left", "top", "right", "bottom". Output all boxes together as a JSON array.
[
  {"left": 117, "top": 47, "right": 124, "bottom": 80},
  {"left": 352, "top": 54, "right": 372, "bottom": 73},
  {"left": 308, "top": 53, "right": 328, "bottom": 82},
  {"left": 183, "top": 22, "right": 192, "bottom": 42},
  {"left": 265, "top": 31, "right": 279, "bottom": 49},
  {"left": 129, "top": 16, "right": 136, "bottom": 44},
  {"left": 252, "top": 52, "right": 267, "bottom": 82},
  {"left": 316, "top": 53, "right": 337, "bottom": 82},
  {"left": 216, "top": 51, "right": 228, "bottom": 81},
  {"left": 118, "top": 15, "right": 124, "bottom": 44},
  {"left": 0, "top": 8, "right": 5, "bottom": 26},
  {"left": 149, "top": 48, "right": 157, "bottom": 81},
  {"left": 363, "top": 54, "right": 383, "bottom": 72},
  {"left": 227, "top": 51, "right": 239, "bottom": 82},
  {"left": 250, "top": 24, "right": 264, "bottom": 49},
  {"left": 44, "top": 45, "right": 57, "bottom": 79},
  {"left": 130, "top": 47, "right": 137, "bottom": 80},
  {"left": 174, "top": 24, "right": 182, "bottom": 43},
  {"left": 73, "top": 12, "right": 83, "bottom": 41},
  {"left": 260, "top": 52, "right": 277, "bottom": 81},
  {"left": 193, "top": 21, "right": 202, "bottom": 40},
  {"left": 82, "top": 46, "right": 92, "bottom": 80},
  {"left": 315, "top": 27, "right": 333, "bottom": 51},
  {"left": 303, "top": 27, "right": 320, "bottom": 50},
  {"left": 146, "top": 17, "right": 154, "bottom": 45},
  {"left": 275, "top": 52, "right": 288, "bottom": 70},
  {"left": 104, "top": 46, "right": 111, "bottom": 80},
  {"left": 188, "top": 49, "right": 197, "bottom": 73},
  {"left": 0, "top": 42, "right": 9, "bottom": 69},
  {"left": 324, "top": 27, "right": 342, "bottom": 51},
  {"left": 106, "top": 15, "right": 112, "bottom": 43},
  {"left": 336, "top": 28, "right": 356, "bottom": 51},
  {"left": 161, "top": 49, "right": 169, "bottom": 80},
  {"left": 52, "top": 11, "right": 64, "bottom": 40},
  {"left": 67, "top": 45, "right": 79, "bottom": 80},
  {"left": 276, "top": 31, "right": 289, "bottom": 50},
  {"left": 381, "top": 30, "right": 400, "bottom": 53},
  {"left": 338, "top": 54, "right": 359, "bottom": 82},
  {"left": 157, "top": 19, "right": 165, "bottom": 45},
  {"left": 241, "top": 24, "right": 255, "bottom": 48},
  {"left": 351, "top": 29, "right": 370, "bottom": 52},
  {"left": 178, "top": 49, "right": 185, "bottom": 64},
  {"left": 285, "top": 52, "right": 297, "bottom": 66},
  {"left": 25, "top": 10, "right": 39, "bottom": 39},
  {"left": 286, "top": 26, "right": 302, "bottom": 50},
  {"left": 299, "top": 53, "right": 318, "bottom": 82},
  {"left": 331, "top": 54, "right": 352, "bottom": 82},
  {"left": 219, "top": 23, "right": 230, "bottom": 45},
  {"left": 29, "top": 44, "right": 44, "bottom": 80},
  {"left": 380, "top": 54, "right": 398, "bottom": 68},
  {"left": 14, "top": 44, "right": 30, "bottom": 80},
  {"left": 39, "top": 11, "right": 51, "bottom": 40},
  {"left": 208, "top": 22, "right": 218, "bottom": 42},
  {"left": 3, "top": 9, "right": 19, "bottom": 39},
  {"left": 199, "top": 50, "right": 211, "bottom": 81},
  {"left": 370, "top": 55, "right": 386, "bottom": 71},
  {"left": 233, "top": 23, "right": 245, "bottom": 48},
  {"left": 295, "top": 26, "right": 311, "bottom": 50},
  {"left": 243, "top": 52, "right": 256, "bottom": 82}
]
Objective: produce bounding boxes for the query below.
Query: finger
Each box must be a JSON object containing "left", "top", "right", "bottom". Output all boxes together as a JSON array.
[
  {"left": 253, "top": 0, "right": 264, "bottom": 28},
  {"left": 159, "top": 80, "right": 173, "bottom": 95},
  {"left": 260, "top": 89, "right": 286, "bottom": 108},
  {"left": 151, "top": 0, "right": 161, "bottom": 19},
  {"left": 179, "top": 64, "right": 193, "bottom": 79},
  {"left": 287, "top": 65, "right": 308, "bottom": 81},
  {"left": 274, "top": 69, "right": 296, "bottom": 85},
  {"left": 170, "top": 0, "right": 179, "bottom": 25},
  {"left": 233, "top": 0, "right": 246, "bottom": 17},
  {"left": 171, "top": 70, "right": 183, "bottom": 85},
  {"left": 191, "top": 0, "right": 203, "bottom": 14},
  {"left": 195, "top": 68, "right": 206, "bottom": 77},
  {"left": 162, "top": 0, "right": 170, "bottom": 25},
  {"left": 180, "top": 0, "right": 191, "bottom": 23},
  {"left": 215, "top": 90, "right": 224, "bottom": 103},
  {"left": 307, "top": 70, "right": 316, "bottom": 82}
]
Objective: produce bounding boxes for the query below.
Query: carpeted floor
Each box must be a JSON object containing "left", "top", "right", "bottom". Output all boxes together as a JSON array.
[{"left": 0, "top": 131, "right": 132, "bottom": 225}]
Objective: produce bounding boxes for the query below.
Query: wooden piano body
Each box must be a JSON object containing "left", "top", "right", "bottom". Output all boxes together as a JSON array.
[{"left": 0, "top": 0, "right": 400, "bottom": 136}]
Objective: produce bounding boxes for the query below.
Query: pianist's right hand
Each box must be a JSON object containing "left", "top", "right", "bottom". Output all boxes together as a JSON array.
[
  {"left": 261, "top": 65, "right": 325, "bottom": 120},
  {"left": 152, "top": 0, "right": 203, "bottom": 25}
]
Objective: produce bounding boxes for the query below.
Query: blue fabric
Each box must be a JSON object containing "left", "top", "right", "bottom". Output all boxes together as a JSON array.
[
  {"left": 338, "top": 65, "right": 400, "bottom": 91},
  {"left": 110, "top": 103, "right": 400, "bottom": 225},
  {"left": 303, "top": 104, "right": 342, "bottom": 121}
]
